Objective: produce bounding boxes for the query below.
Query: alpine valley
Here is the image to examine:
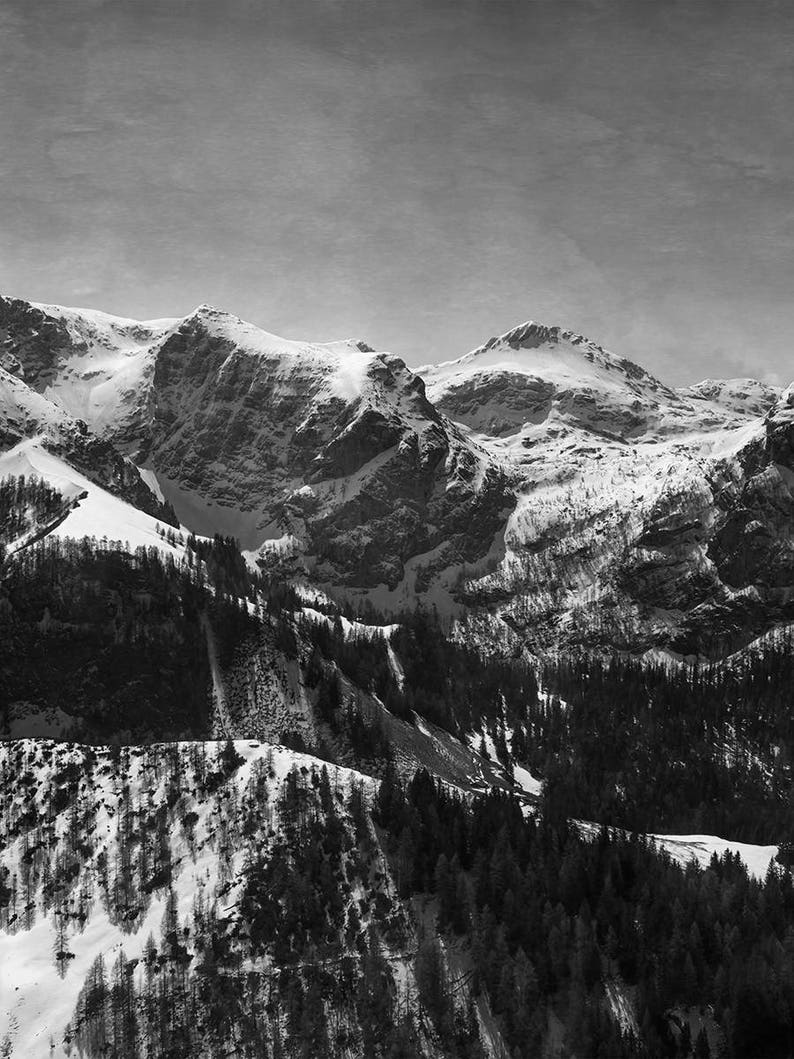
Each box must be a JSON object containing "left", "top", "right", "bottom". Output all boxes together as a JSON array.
[{"left": 2, "top": 295, "right": 794, "bottom": 1059}]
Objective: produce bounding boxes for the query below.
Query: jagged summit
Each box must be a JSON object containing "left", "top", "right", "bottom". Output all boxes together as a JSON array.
[
  {"left": 177, "top": 302, "right": 372, "bottom": 358},
  {"left": 424, "top": 316, "right": 674, "bottom": 391},
  {"left": 680, "top": 377, "right": 782, "bottom": 420},
  {"left": 419, "top": 317, "right": 705, "bottom": 441},
  {"left": 188, "top": 301, "right": 225, "bottom": 316},
  {"left": 3, "top": 296, "right": 377, "bottom": 371},
  {"left": 176, "top": 301, "right": 379, "bottom": 366},
  {"left": 474, "top": 318, "right": 609, "bottom": 355}
]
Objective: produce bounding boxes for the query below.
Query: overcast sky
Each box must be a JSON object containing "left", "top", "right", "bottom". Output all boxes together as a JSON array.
[{"left": 0, "top": 0, "right": 792, "bottom": 384}]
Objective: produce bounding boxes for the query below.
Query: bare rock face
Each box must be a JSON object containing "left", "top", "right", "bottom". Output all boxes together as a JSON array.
[
  {"left": 707, "top": 394, "right": 794, "bottom": 593},
  {"left": 0, "top": 298, "right": 75, "bottom": 386},
  {"left": 146, "top": 312, "right": 515, "bottom": 588},
  {"left": 430, "top": 372, "right": 556, "bottom": 436}
]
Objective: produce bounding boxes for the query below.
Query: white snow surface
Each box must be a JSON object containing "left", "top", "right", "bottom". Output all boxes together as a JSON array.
[
  {"left": 647, "top": 832, "right": 779, "bottom": 880},
  {"left": 0, "top": 438, "right": 184, "bottom": 558},
  {"left": 576, "top": 821, "right": 779, "bottom": 880},
  {"left": 28, "top": 303, "right": 180, "bottom": 436},
  {"left": 0, "top": 367, "right": 74, "bottom": 437},
  {"left": 512, "top": 763, "right": 543, "bottom": 798},
  {"left": 297, "top": 605, "right": 400, "bottom": 641}
]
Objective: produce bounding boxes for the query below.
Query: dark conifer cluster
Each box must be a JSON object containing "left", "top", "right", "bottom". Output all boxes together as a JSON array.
[
  {"left": 0, "top": 538, "right": 259, "bottom": 740},
  {"left": 532, "top": 650, "right": 794, "bottom": 843},
  {"left": 0, "top": 473, "right": 73, "bottom": 551},
  {"left": 298, "top": 607, "right": 537, "bottom": 736},
  {"left": 377, "top": 769, "right": 794, "bottom": 1058}
]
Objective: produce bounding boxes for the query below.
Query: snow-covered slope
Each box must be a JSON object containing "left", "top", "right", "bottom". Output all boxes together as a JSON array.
[
  {"left": 1, "top": 737, "right": 782, "bottom": 1058},
  {"left": 576, "top": 820, "right": 778, "bottom": 881},
  {"left": 0, "top": 366, "right": 76, "bottom": 441},
  {"left": 0, "top": 439, "right": 184, "bottom": 558},
  {"left": 0, "top": 734, "right": 527, "bottom": 1059},
  {"left": 0, "top": 359, "right": 173, "bottom": 531},
  {"left": 0, "top": 299, "right": 179, "bottom": 446},
  {"left": 0, "top": 738, "right": 387, "bottom": 1058}
]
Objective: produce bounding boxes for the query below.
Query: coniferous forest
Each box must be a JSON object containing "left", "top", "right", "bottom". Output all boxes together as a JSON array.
[{"left": 4, "top": 734, "right": 794, "bottom": 1059}]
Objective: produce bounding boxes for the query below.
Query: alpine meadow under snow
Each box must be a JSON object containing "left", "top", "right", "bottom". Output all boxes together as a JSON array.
[{"left": 2, "top": 295, "right": 794, "bottom": 1058}]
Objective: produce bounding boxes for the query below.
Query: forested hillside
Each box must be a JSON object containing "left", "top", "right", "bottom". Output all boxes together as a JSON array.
[
  {"left": 2, "top": 740, "right": 793, "bottom": 1058},
  {"left": 533, "top": 650, "right": 794, "bottom": 843}
]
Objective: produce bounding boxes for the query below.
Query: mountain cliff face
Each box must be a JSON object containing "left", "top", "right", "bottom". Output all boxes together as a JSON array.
[
  {"left": 0, "top": 299, "right": 511, "bottom": 592},
  {"left": 421, "top": 321, "right": 702, "bottom": 439}
]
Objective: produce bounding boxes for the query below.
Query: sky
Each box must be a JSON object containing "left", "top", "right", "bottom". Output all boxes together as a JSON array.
[{"left": 0, "top": 0, "right": 792, "bottom": 385}]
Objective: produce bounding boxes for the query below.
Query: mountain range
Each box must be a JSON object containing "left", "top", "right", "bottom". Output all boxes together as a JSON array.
[{"left": 2, "top": 295, "right": 792, "bottom": 657}]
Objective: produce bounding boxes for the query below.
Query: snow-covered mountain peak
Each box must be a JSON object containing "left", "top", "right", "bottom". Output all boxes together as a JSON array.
[
  {"left": 162, "top": 309, "right": 425, "bottom": 420},
  {"left": 29, "top": 300, "right": 181, "bottom": 340},
  {"left": 472, "top": 319, "right": 610, "bottom": 360},
  {"left": 4, "top": 295, "right": 791, "bottom": 643},
  {"left": 186, "top": 301, "right": 224, "bottom": 317},
  {"left": 419, "top": 318, "right": 766, "bottom": 445},
  {"left": 1, "top": 298, "right": 402, "bottom": 462},
  {"left": 427, "top": 318, "right": 670, "bottom": 388},
  {"left": 680, "top": 377, "right": 782, "bottom": 420},
  {"left": 177, "top": 303, "right": 375, "bottom": 365},
  {"left": 430, "top": 313, "right": 672, "bottom": 379}
]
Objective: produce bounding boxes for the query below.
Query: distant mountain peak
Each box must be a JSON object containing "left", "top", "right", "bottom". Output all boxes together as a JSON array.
[
  {"left": 476, "top": 319, "right": 599, "bottom": 354},
  {"left": 189, "top": 302, "right": 225, "bottom": 316},
  {"left": 421, "top": 317, "right": 670, "bottom": 397}
]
